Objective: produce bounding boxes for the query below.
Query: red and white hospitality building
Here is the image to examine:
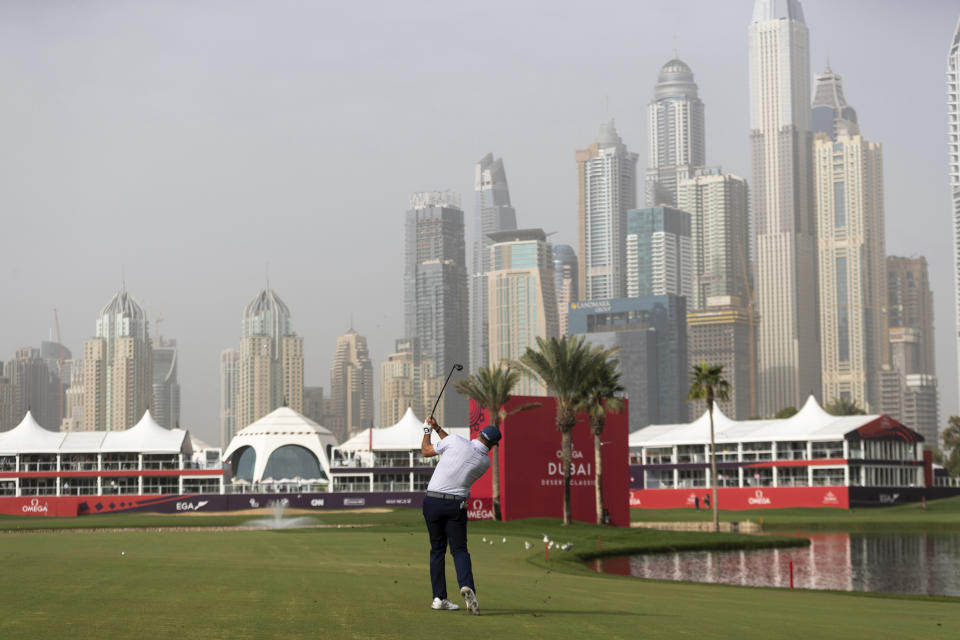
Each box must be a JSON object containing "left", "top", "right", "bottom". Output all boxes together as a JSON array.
[
  {"left": 0, "top": 410, "right": 222, "bottom": 511},
  {"left": 629, "top": 396, "right": 938, "bottom": 509}
]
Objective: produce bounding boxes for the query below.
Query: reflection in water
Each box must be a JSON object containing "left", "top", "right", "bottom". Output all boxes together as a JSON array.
[{"left": 589, "top": 532, "right": 960, "bottom": 596}]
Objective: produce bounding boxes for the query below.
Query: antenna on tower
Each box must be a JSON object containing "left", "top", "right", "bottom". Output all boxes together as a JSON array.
[{"left": 265, "top": 262, "right": 270, "bottom": 290}]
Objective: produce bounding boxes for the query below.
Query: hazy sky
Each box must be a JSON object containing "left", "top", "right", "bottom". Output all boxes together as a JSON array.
[{"left": 2, "top": 0, "right": 958, "bottom": 445}]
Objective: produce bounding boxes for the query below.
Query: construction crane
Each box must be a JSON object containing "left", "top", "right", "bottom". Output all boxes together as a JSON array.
[{"left": 53, "top": 309, "right": 65, "bottom": 427}]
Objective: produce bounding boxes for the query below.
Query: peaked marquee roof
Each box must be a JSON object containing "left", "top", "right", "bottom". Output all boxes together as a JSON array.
[
  {"left": 0, "top": 410, "right": 192, "bottom": 455},
  {"left": 336, "top": 407, "right": 469, "bottom": 452},
  {"left": 630, "top": 395, "right": 923, "bottom": 448}
]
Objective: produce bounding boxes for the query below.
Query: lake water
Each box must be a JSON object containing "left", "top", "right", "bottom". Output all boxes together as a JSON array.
[{"left": 588, "top": 532, "right": 960, "bottom": 597}]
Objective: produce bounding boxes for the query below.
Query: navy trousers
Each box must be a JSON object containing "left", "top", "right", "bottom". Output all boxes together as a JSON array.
[{"left": 422, "top": 495, "right": 475, "bottom": 599}]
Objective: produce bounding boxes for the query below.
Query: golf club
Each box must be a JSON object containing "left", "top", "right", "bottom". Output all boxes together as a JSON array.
[{"left": 429, "top": 363, "right": 463, "bottom": 419}]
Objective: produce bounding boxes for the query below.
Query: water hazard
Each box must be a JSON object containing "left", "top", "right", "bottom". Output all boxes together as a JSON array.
[{"left": 588, "top": 532, "right": 960, "bottom": 597}]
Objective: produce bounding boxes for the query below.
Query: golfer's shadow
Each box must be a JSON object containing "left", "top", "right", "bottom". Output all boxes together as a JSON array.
[{"left": 479, "top": 608, "right": 669, "bottom": 618}]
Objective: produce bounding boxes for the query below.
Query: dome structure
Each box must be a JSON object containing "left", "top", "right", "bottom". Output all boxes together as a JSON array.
[
  {"left": 96, "top": 287, "right": 149, "bottom": 342},
  {"left": 654, "top": 57, "right": 699, "bottom": 100},
  {"left": 242, "top": 288, "right": 293, "bottom": 350},
  {"left": 594, "top": 120, "right": 623, "bottom": 148},
  {"left": 222, "top": 407, "right": 335, "bottom": 485},
  {"left": 98, "top": 289, "right": 146, "bottom": 322}
]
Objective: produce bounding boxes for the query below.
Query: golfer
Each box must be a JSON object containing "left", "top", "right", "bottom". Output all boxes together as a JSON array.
[{"left": 420, "top": 415, "right": 501, "bottom": 615}]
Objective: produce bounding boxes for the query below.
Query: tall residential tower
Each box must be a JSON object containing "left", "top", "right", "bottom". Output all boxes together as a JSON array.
[
  {"left": 646, "top": 57, "right": 706, "bottom": 207},
  {"left": 231, "top": 288, "right": 304, "bottom": 435},
  {"left": 749, "top": 0, "right": 819, "bottom": 415},
  {"left": 404, "top": 191, "right": 469, "bottom": 426},
  {"left": 75, "top": 288, "right": 153, "bottom": 431},
  {"left": 813, "top": 116, "right": 886, "bottom": 412},
  {"left": 576, "top": 121, "right": 638, "bottom": 301},
  {"left": 948, "top": 17, "right": 960, "bottom": 406},
  {"left": 329, "top": 328, "right": 374, "bottom": 442},
  {"left": 487, "top": 229, "right": 558, "bottom": 395},
  {"left": 469, "top": 154, "right": 517, "bottom": 374}
]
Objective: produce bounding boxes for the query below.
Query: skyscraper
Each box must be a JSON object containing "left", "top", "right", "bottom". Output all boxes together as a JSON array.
[
  {"left": 219, "top": 347, "right": 239, "bottom": 447},
  {"left": 487, "top": 228, "right": 558, "bottom": 395},
  {"left": 887, "top": 256, "right": 936, "bottom": 376},
  {"left": 151, "top": 335, "right": 180, "bottom": 429},
  {"left": 646, "top": 57, "right": 706, "bottom": 207},
  {"left": 569, "top": 295, "right": 688, "bottom": 428},
  {"left": 887, "top": 256, "right": 939, "bottom": 444},
  {"left": 329, "top": 328, "right": 374, "bottom": 442},
  {"left": 676, "top": 169, "right": 751, "bottom": 310},
  {"left": 470, "top": 154, "right": 517, "bottom": 374},
  {"left": 812, "top": 64, "right": 887, "bottom": 413},
  {"left": 947, "top": 16, "right": 960, "bottom": 403},
  {"left": 814, "top": 127, "right": 886, "bottom": 412},
  {"left": 75, "top": 289, "right": 152, "bottom": 431},
  {"left": 749, "top": 0, "right": 819, "bottom": 415},
  {"left": 6, "top": 346, "right": 60, "bottom": 429},
  {"left": 381, "top": 337, "right": 424, "bottom": 426},
  {"left": 811, "top": 65, "right": 859, "bottom": 139},
  {"left": 576, "top": 121, "right": 638, "bottom": 301},
  {"left": 0, "top": 364, "right": 13, "bottom": 431},
  {"left": 404, "top": 191, "right": 469, "bottom": 426},
  {"left": 687, "top": 298, "right": 755, "bottom": 419},
  {"left": 625, "top": 206, "right": 692, "bottom": 300},
  {"left": 233, "top": 287, "right": 304, "bottom": 433},
  {"left": 552, "top": 244, "right": 579, "bottom": 336},
  {"left": 302, "top": 386, "right": 326, "bottom": 426}
]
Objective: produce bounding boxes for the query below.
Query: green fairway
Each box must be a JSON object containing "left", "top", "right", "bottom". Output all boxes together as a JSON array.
[
  {"left": 631, "top": 495, "right": 960, "bottom": 531},
  {"left": 1, "top": 509, "right": 958, "bottom": 639}
]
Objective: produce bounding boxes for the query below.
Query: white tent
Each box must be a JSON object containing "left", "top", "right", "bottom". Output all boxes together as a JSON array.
[
  {"left": 630, "top": 395, "right": 897, "bottom": 448},
  {"left": 336, "top": 407, "right": 471, "bottom": 453},
  {"left": 101, "top": 410, "right": 192, "bottom": 454},
  {"left": 222, "top": 406, "right": 336, "bottom": 484},
  {"left": 0, "top": 411, "right": 66, "bottom": 454}
]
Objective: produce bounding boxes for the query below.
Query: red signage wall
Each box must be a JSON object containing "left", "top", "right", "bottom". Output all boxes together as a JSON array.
[
  {"left": 468, "top": 396, "right": 630, "bottom": 527},
  {"left": 629, "top": 486, "right": 849, "bottom": 510}
]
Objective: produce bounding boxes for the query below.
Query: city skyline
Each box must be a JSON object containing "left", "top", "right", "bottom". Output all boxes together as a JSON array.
[{"left": 1, "top": 1, "right": 957, "bottom": 444}]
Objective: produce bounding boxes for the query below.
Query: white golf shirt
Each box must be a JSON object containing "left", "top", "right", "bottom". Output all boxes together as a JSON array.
[{"left": 426, "top": 434, "right": 491, "bottom": 498}]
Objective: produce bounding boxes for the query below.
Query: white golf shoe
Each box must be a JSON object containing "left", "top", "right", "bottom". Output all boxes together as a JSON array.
[
  {"left": 431, "top": 597, "right": 459, "bottom": 611},
  {"left": 459, "top": 586, "right": 479, "bottom": 615}
]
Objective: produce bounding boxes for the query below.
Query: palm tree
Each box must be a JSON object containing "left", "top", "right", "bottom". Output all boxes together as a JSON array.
[
  {"left": 825, "top": 397, "right": 866, "bottom": 416},
  {"left": 687, "top": 362, "right": 730, "bottom": 533},
  {"left": 943, "top": 416, "right": 960, "bottom": 476},
  {"left": 453, "top": 364, "right": 538, "bottom": 520},
  {"left": 514, "top": 335, "right": 607, "bottom": 525},
  {"left": 579, "top": 352, "right": 624, "bottom": 525}
]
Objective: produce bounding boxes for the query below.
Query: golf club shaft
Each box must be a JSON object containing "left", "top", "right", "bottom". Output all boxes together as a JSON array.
[{"left": 429, "top": 364, "right": 461, "bottom": 418}]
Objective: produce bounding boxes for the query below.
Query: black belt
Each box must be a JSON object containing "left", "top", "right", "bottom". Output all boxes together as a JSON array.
[{"left": 426, "top": 491, "right": 466, "bottom": 500}]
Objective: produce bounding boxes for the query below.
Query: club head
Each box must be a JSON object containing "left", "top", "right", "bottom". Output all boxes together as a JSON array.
[{"left": 454, "top": 363, "right": 463, "bottom": 371}]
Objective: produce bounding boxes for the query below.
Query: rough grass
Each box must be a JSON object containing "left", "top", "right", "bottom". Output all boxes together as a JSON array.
[
  {"left": 1, "top": 508, "right": 958, "bottom": 639},
  {"left": 630, "top": 495, "right": 960, "bottom": 531}
]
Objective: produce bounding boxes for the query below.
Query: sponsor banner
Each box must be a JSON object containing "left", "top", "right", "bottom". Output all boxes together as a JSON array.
[
  {"left": 470, "top": 396, "right": 630, "bottom": 527},
  {"left": 467, "top": 497, "right": 493, "bottom": 521},
  {"left": 629, "top": 486, "right": 850, "bottom": 510},
  {"left": 0, "top": 496, "right": 82, "bottom": 517},
  {"left": 849, "top": 486, "right": 960, "bottom": 507},
  {"left": 0, "top": 492, "right": 426, "bottom": 517}
]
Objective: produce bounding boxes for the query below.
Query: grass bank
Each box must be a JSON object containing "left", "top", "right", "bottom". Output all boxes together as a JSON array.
[
  {"left": 631, "top": 495, "right": 960, "bottom": 531},
  {"left": 0, "top": 509, "right": 957, "bottom": 639}
]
